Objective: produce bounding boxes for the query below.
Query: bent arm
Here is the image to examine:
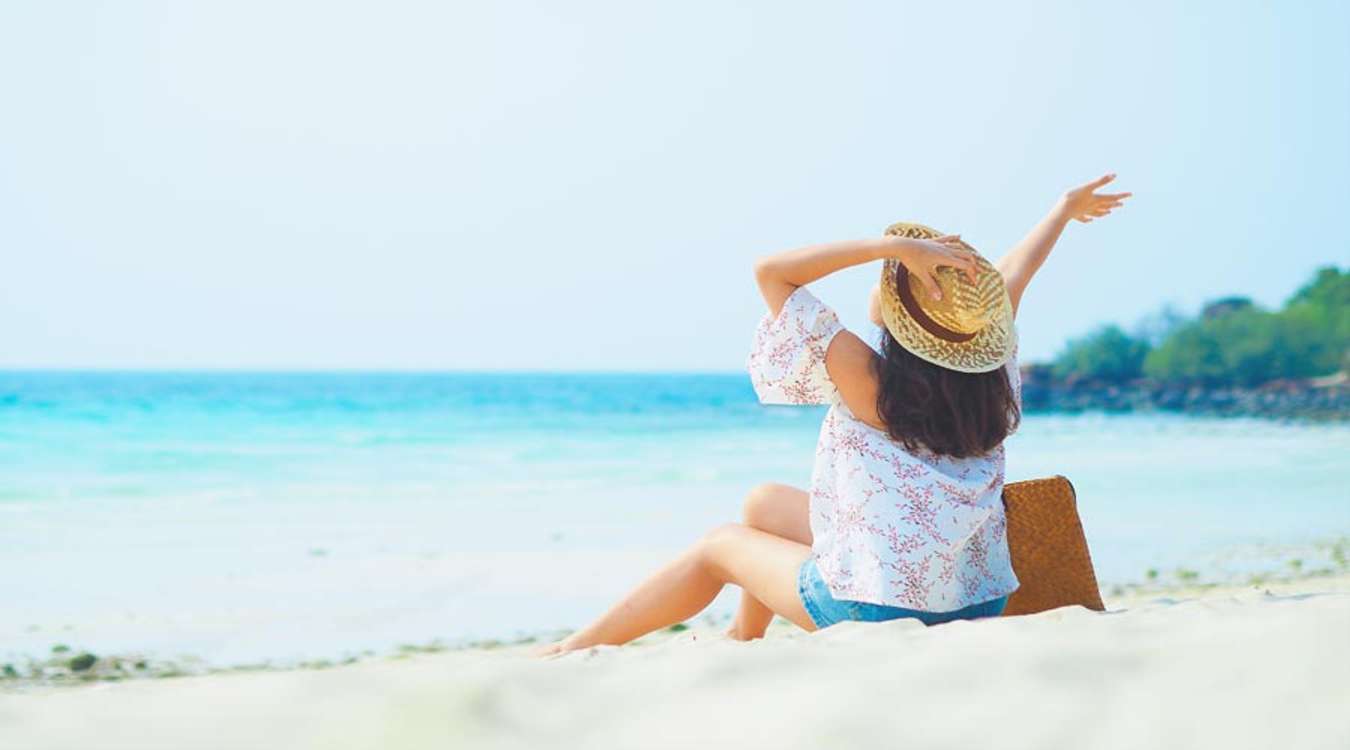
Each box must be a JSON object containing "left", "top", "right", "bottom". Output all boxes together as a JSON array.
[
  {"left": 754, "top": 234, "right": 977, "bottom": 318},
  {"left": 753, "top": 238, "right": 892, "bottom": 317},
  {"left": 751, "top": 238, "right": 895, "bottom": 429},
  {"left": 751, "top": 235, "right": 975, "bottom": 432}
]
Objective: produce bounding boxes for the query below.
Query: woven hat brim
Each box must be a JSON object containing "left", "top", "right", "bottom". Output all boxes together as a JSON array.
[{"left": 878, "top": 222, "right": 1016, "bottom": 374}]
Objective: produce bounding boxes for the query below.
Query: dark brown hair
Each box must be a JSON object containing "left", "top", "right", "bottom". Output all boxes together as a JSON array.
[{"left": 873, "top": 332, "right": 1020, "bottom": 459}]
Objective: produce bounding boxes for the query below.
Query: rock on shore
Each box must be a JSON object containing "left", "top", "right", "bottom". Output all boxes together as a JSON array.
[{"left": 1020, "top": 366, "right": 1350, "bottom": 420}]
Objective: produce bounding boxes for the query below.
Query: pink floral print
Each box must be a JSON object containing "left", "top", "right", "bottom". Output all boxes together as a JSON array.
[{"left": 748, "top": 287, "right": 1021, "bottom": 612}]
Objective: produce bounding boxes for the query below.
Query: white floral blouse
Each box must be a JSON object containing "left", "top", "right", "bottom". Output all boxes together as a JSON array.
[{"left": 747, "top": 286, "right": 1021, "bottom": 612}]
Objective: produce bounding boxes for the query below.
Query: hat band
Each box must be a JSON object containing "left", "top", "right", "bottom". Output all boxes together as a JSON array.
[{"left": 894, "top": 265, "right": 979, "bottom": 344}]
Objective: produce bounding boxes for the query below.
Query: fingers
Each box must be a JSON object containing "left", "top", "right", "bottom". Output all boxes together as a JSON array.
[
  {"left": 1086, "top": 173, "right": 1116, "bottom": 189},
  {"left": 957, "top": 254, "right": 979, "bottom": 283},
  {"left": 1070, "top": 173, "right": 1116, "bottom": 196},
  {"left": 928, "top": 273, "right": 945, "bottom": 301},
  {"left": 1087, "top": 192, "right": 1130, "bottom": 219},
  {"left": 914, "top": 270, "right": 943, "bottom": 301},
  {"left": 1086, "top": 190, "right": 1131, "bottom": 219},
  {"left": 931, "top": 235, "right": 980, "bottom": 283},
  {"left": 931, "top": 235, "right": 983, "bottom": 284}
]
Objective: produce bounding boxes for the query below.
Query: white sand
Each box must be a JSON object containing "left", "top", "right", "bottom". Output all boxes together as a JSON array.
[{"left": 3, "top": 576, "right": 1348, "bottom": 750}]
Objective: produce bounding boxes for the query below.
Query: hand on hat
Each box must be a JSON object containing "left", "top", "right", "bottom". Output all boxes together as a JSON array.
[
  {"left": 891, "top": 234, "right": 980, "bottom": 302},
  {"left": 1057, "top": 173, "right": 1132, "bottom": 224}
]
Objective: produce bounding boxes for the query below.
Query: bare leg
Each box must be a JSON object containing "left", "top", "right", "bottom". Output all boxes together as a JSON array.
[
  {"left": 536, "top": 523, "right": 815, "bottom": 657},
  {"left": 727, "top": 483, "right": 812, "bottom": 641}
]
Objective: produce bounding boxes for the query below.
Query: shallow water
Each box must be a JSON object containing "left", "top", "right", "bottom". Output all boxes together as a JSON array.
[{"left": 3, "top": 372, "right": 1347, "bottom": 665}]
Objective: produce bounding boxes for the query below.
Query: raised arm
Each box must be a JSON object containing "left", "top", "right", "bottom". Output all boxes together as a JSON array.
[
  {"left": 754, "top": 236, "right": 978, "bottom": 317},
  {"left": 996, "top": 173, "right": 1131, "bottom": 316},
  {"left": 752, "top": 234, "right": 979, "bottom": 430}
]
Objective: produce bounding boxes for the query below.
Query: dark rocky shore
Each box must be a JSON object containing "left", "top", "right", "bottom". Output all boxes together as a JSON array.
[{"left": 1020, "top": 365, "right": 1350, "bottom": 421}]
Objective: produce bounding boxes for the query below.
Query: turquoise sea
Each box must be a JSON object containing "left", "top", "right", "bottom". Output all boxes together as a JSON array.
[{"left": 3, "top": 372, "right": 1348, "bottom": 666}]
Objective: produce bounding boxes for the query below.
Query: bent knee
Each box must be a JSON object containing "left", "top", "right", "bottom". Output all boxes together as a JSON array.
[
  {"left": 742, "top": 482, "right": 792, "bottom": 525},
  {"left": 698, "top": 522, "right": 749, "bottom": 555}
]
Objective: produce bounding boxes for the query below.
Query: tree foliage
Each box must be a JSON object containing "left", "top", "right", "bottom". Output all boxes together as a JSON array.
[
  {"left": 1052, "top": 325, "right": 1150, "bottom": 382},
  {"left": 1053, "top": 266, "right": 1348, "bottom": 386}
]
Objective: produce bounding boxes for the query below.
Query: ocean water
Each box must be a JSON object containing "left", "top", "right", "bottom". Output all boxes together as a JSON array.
[{"left": 3, "top": 371, "right": 1348, "bottom": 666}]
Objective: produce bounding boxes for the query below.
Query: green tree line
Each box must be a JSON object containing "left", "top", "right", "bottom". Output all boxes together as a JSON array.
[{"left": 1051, "top": 266, "right": 1349, "bottom": 386}]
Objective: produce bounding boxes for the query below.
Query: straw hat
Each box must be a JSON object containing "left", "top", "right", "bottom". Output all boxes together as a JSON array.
[{"left": 878, "top": 221, "right": 1016, "bottom": 374}]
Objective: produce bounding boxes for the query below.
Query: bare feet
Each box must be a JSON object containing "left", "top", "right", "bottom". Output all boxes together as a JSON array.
[
  {"left": 531, "top": 635, "right": 588, "bottom": 659},
  {"left": 723, "top": 622, "right": 764, "bottom": 642},
  {"left": 530, "top": 641, "right": 566, "bottom": 658}
]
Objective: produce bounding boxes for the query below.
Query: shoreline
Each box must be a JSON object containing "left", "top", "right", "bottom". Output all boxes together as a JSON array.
[{"left": 7, "top": 541, "right": 1346, "bottom": 692}]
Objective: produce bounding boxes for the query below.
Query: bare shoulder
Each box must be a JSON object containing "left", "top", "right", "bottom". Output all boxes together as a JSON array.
[{"left": 824, "top": 330, "right": 886, "bottom": 430}]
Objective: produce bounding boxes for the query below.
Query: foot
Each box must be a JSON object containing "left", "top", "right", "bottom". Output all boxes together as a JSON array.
[
  {"left": 722, "top": 623, "right": 764, "bottom": 642},
  {"left": 530, "top": 635, "right": 589, "bottom": 659},
  {"left": 531, "top": 641, "right": 566, "bottom": 658}
]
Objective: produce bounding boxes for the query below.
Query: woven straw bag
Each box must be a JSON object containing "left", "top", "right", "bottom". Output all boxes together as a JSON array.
[{"left": 1000, "top": 475, "right": 1105, "bottom": 616}]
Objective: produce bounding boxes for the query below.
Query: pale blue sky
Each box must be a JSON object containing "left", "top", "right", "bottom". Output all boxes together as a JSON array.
[{"left": 2, "top": 1, "right": 1347, "bottom": 370}]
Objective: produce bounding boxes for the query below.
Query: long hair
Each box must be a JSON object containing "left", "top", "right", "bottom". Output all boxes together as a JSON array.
[{"left": 872, "top": 332, "right": 1020, "bottom": 459}]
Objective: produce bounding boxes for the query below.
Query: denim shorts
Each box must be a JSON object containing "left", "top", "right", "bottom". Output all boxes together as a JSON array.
[{"left": 796, "top": 555, "right": 1009, "bottom": 629}]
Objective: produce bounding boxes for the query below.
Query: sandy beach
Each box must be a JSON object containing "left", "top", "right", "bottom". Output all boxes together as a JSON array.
[
  {"left": 4, "top": 573, "right": 1348, "bottom": 750},
  {"left": 4, "top": 2, "right": 1348, "bottom": 748}
]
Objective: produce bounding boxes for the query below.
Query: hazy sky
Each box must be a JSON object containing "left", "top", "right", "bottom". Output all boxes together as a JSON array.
[{"left": 3, "top": 1, "right": 1347, "bottom": 370}]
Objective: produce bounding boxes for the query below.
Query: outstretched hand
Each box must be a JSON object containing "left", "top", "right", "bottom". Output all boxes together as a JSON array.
[{"left": 1057, "top": 173, "right": 1131, "bottom": 223}]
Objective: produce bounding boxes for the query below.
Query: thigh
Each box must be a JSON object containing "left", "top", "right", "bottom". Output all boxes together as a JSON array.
[
  {"left": 702, "top": 523, "right": 818, "bottom": 631},
  {"left": 743, "top": 483, "right": 812, "bottom": 545}
]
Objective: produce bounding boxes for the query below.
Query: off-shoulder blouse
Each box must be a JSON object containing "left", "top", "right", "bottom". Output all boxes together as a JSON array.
[{"left": 747, "top": 286, "right": 1020, "bottom": 612}]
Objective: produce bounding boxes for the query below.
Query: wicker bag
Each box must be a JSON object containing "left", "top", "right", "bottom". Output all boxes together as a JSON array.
[{"left": 1000, "top": 475, "right": 1105, "bottom": 616}]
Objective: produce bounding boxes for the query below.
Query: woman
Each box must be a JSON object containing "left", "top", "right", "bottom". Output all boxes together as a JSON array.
[{"left": 537, "top": 174, "right": 1129, "bottom": 656}]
